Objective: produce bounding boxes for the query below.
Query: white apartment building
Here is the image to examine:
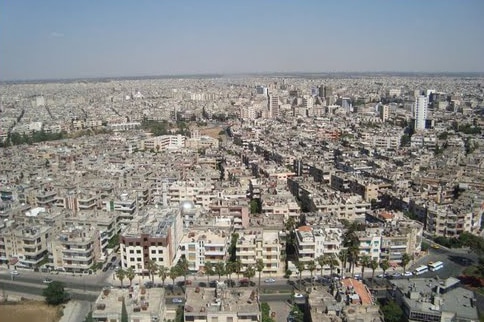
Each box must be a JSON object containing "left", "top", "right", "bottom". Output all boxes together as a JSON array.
[
  {"left": 236, "top": 229, "right": 281, "bottom": 274},
  {"left": 295, "top": 225, "right": 343, "bottom": 265},
  {"left": 142, "top": 135, "right": 186, "bottom": 151},
  {"left": 414, "top": 95, "right": 428, "bottom": 131},
  {"left": 179, "top": 229, "right": 229, "bottom": 271}
]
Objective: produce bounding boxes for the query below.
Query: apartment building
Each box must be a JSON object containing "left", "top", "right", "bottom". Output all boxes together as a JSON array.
[
  {"left": 295, "top": 225, "right": 343, "bottom": 265},
  {"left": 184, "top": 283, "right": 260, "bottom": 322},
  {"left": 51, "top": 227, "right": 99, "bottom": 272},
  {"left": 0, "top": 220, "right": 51, "bottom": 268},
  {"left": 236, "top": 229, "right": 281, "bottom": 274},
  {"left": 142, "top": 135, "right": 186, "bottom": 151},
  {"left": 179, "top": 229, "right": 229, "bottom": 272},
  {"left": 426, "top": 201, "right": 482, "bottom": 238},
  {"left": 120, "top": 208, "right": 183, "bottom": 272},
  {"left": 209, "top": 200, "right": 249, "bottom": 230},
  {"left": 92, "top": 286, "right": 166, "bottom": 322}
]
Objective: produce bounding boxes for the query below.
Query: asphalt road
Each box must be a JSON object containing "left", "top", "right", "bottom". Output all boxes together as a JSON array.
[{"left": 408, "top": 246, "right": 478, "bottom": 279}]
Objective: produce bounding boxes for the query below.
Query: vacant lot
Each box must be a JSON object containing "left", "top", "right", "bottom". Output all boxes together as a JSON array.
[
  {"left": 199, "top": 126, "right": 224, "bottom": 139},
  {"left": 0, "top": 300, "right": 61, "bottom": 322}
]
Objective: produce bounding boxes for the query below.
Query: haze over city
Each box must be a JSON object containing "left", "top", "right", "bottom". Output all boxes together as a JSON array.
[{"left": 1, "top": 0, "right": 484, "bottom": 81}]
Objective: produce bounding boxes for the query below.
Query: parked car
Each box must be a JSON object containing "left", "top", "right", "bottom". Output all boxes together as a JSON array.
[
  {"left": 294, "top": 293, "right": 304, "bottom": 298},
  {"left": 172, "top": 298, "right": 183, "bottom": 304},
  {"left": 10, "top": 270, "right": 19, "bottom": 275},
  {"left": 403, "top": 271, "right": 413, "bottom": 277},
  {"left": 43, "top": 278, "right": 53, "bottom": 284},
  {"left": 264, "top": 278, "right": 276, "bottom": 283}
]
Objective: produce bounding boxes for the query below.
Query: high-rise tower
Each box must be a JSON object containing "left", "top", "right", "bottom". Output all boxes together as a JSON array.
[{"left": 414, "top": 95, "right": 428, "bottom": 131}]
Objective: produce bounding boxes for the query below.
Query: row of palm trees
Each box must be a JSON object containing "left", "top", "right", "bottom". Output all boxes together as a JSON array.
[
  {"left": 114, "top": 257, "right": 270, "bottom": 290},
  {"left": 293, "top": 252, "right": 413, "bottom": 287}
]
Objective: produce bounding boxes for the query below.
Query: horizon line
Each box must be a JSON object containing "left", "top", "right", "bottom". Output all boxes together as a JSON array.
[{"left": 2, "top": 70, "right": 484, "bottom": 84}]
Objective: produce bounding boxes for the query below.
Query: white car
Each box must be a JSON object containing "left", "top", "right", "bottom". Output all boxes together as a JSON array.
[
  {"left": 43, "top": 278, "right": 53, "bottom": 284},
  {"left": 403, "top": 271, "right": 413, "bottom": 277},
  {"left": 264, "top": 278, "right": 276, "bottom": 283},
  {"left": 10, "top": 270, "right": 20, "bottom": 275},
  {"left": 294, "top": 293, "right": 304, "bottom": 298}
]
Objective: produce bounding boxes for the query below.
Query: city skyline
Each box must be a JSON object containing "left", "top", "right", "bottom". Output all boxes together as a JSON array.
[{"left": 1, "top": 0, "right": 484, "bottom": 81}]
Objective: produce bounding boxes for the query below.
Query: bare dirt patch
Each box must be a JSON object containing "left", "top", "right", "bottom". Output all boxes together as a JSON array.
[
  {"left": 199, "top": 126, "right": 224, "bottom": 139},
  {"left": 0, "top": 300, "right": 62, "bottom": 322}
]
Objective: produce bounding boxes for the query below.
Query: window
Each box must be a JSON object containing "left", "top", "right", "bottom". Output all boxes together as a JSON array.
[
  {"left": 129, "top": 250, "right": 134, "bottom": 254},
  {"left": 137, "top": 257, "right": 142, "bottom": 262},
  {"left": 151, "top": 250, "right": 156, "bottom": 254},
  {"left": 136, "top": 250, "right": 141, "bottom": 254}
]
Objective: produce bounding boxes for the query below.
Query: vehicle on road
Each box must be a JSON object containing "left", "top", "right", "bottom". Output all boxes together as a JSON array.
[
  {"left": 377, "top": 273, "right": 388, "bottom": 278},
  {"left": 403, "top": 271, "right": 413, "bottom": 277},
  {"left": 294, "top": 293, "right": 304, "bottom": 298},
  {"left": 172, "top": 298, "right": 183, "bottom": 304},
  {"left": 413, "top": 265, "right": 429, "bottom": 275},
  {"left": 111, "top": 256, "right": 117, "bottom": 262},
  {"left": 264, "top": 278, "right": 276, "bottom": 283},
  {"left": 43, "top": 278, "right": 53, "bottom": 284},
  {"left": 10, "top": 270, "right": 19, "bottom": 275},
  {"left": 428, "top": 261, "right": 444, "bottom": 272},
  {"left": 431, "top": 243, "right": 440, "bottom": 249},
  {"left": 353, "top": 274, "right": 362, "bottom": 280}
]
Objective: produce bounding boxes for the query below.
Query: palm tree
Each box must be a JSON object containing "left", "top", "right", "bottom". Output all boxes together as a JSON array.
[
  {"left": 146, "top": 259, "right": 158, "bottom": 284},
  {"left": 234, "top": 259, "right": 242, "bottom": 280},
  {"left": 204, "top": 262, "right": 214, "bottom": 283},
  {"left": 244, "top": 266, "right": 255, "bottom": 284},
  {"left": 225, "top": 262, "right": 234, "bottom": 280},
  {"left": 214, "top": 262, "right": 225, "bottom": 281},
  {"left": 359, "top": 255, "right": 371, "bottom": 278},
  {"left": 401, "top": 253, "right": 412, "bottom": 273},
  {"left": 177, "top": 257, "right": 189, "bottom": 285},
  {"left": 169, "top": 266, "right": 179, "bottom": 289},
  {"left": 125, "top": 267, "right": 136, "bottom": 287},
  {"left": 295, "top": 261, "right": 305, "bottom": 289},
  {"left": 338, "top": 249, "right": 348, "bottom": 276},
  {"left": 369, "top": 259, "right": 379, "bottom": 279},
  {"left": 317, "top": 255, "right": 327, "bottom": 280},
  {"left": 255, "top": 259, "right": 264, "bottom": 289},
  {"left": 380, "top": 259, "right": 390, "bottom": 277},
  {"left": 157, "top": 265, "right": 168, "bottom": 286},
  {"left": 307, "top": 260, "right": 317, "bottom": 287},
  {"left": 326, "top": 254, "right": 338, "bottom": 277},
  {"left": 116, "top": 268, "right": 126, "bottom": 287},
  {"left": 347, "top": 246, "right": 359, "bottom": 277}
]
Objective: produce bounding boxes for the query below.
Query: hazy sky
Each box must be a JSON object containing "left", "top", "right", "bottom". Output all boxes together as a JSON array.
[{"left": 1, "top": 0, "right": 483, "bottom": 80}]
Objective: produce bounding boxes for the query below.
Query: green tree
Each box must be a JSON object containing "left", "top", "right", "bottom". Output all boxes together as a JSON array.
[
  {"left": 359, "top": 255, "right": 371, "bottom": 278},
  {"left": 338, "top": 249, "right": 348, "bottom": 276},
  {"left": 307, "top": 260, "right": 317, "bottom": 287},
  {"left": 116, "top": 268, "right": 126, "bottom": 287},
  {"left": 204, "top": 262, "right": 214, "bottom": 283},
  {"left": 347, "top": 246, "right": 360, "bottom": 277},
  {"left": 400, "top": 134, "right": 411, "bottom": 147},
  {"left": 381, "top": 300, "right": 404, "bottom": 322},
  {"left": 146, "top": 259, "right": 158, "bottom": 284},
  {"left": 228, "top": 233, "right": 239, "bottom": 262},
  {"left": 177, "top": 257, "right": 189, "bottom": 285},
  {"left": 169, "top": 266, "right": 179, "bottom": 289},
  {"left": 369, "top": 259, "right": 379, "bottom": 279},
  {"left": 256, "top": 259, "right": 265, "bottom": 289},
  {"left": 316, "top": 255, "right": 326, "bottom": 279},
  {"left": 158, "top": 265, "right": 168, "bottom": 286},
  {"left": 225, "top": 261, "right": 235, "bottom": 284},
  {"left": 295, "top": 261, "right": 305, "bottom": 289},
  {"left": 261, "top": 302, "right": 275, "bottom": 322},
  {"left": 42, "top": 281, "right": 68, "bottom": 305},
  {"left": 380, "top": 259, "right": 390, "bottom": 276},
  {"left": 401, "top": 253, "right": 412, "bottom": 273},
  {"left": 121, "top": 297, "right": 128, "bottom": 322},
  {"left": 126, "top": 267, "right": 136, "bottom": 286},
  {"left": 234, "top": 259, "right": 242, "bottom": 280},
  {"left": 244, "top": 266, "right": 255, "bottom": 284},
  {"left": 214, "top": 262, "right": 225, "bottom": 280}
]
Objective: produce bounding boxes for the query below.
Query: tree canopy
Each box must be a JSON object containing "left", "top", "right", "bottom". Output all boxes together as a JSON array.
[{"left": 42, "top": 281, "right": 69, "bottom": 305}]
